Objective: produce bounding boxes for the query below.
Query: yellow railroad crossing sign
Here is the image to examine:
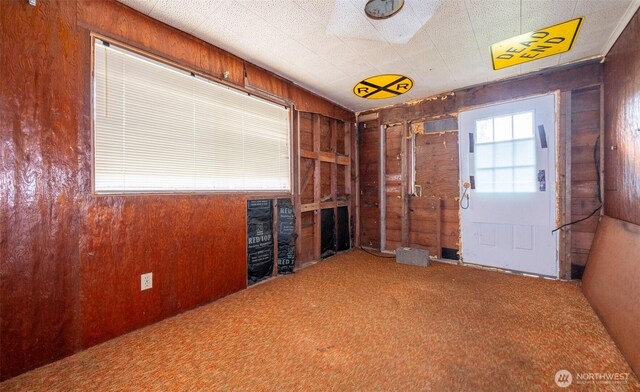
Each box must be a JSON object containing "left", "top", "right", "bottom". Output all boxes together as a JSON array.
[
  {"left": 491, "top": 17, "right": 584, "bottom": 70},
  {"left": 353, "top": 74, "right": 413, "bottom": 99}
]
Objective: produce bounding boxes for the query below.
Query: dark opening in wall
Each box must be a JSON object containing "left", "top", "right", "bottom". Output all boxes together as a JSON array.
[
  {"left": 321, "top": 208, "right": 336, "bottom": 258},
  {"left": 337, "top": 206, "right": 350, "bottom": 251},
  {"left": 441, "top": 247, "right": 459, "bottom": 261}
]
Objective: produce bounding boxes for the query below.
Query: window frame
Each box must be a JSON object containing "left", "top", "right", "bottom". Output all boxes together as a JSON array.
[{"left": 90, "top": 34, "right": 294, "bottom": 196}]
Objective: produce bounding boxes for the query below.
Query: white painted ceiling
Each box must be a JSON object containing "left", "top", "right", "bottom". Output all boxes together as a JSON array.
[{"left": 117, "top": 0, "right": 640, "bottom": 112}]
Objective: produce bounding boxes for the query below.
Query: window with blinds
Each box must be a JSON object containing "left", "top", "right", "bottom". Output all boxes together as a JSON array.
[{"left": 93, "top": 39, "right": 291, "bottom": 193}]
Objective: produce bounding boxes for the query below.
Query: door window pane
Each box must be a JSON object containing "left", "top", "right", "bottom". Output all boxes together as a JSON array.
[
  {"left": 472, "top": 111, "right": 537, "bottom": 193},
  {"left": 476, "top": 118, "right": 493, "bottom": 143},
  {"left": 514, "top": 139, "right": 535, "bottom": 166},
  {"left": 475, "top": 144, "right": 494, "bottom": 169},
  {"left": 494, "top": 142, "right": 514, "bottom": 168},
  {"left": 494, "top": 115, "right": 512, "bottom": 141},
  {"left": 513, "top": 112, "right": 534, "bottom": 139}
]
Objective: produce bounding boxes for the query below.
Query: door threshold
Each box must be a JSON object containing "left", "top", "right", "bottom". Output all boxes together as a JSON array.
[{"left": 460, "top": 261, "right": 561, "bottom": 280}]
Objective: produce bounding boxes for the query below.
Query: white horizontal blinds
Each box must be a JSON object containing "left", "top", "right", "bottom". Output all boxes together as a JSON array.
[{"left": 93, "top": 39, "right": 290, "bottom": 193}]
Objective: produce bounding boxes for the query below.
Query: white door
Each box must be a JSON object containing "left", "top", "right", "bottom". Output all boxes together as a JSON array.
[{"left": 459, "top": 94, "right": 558, "bottom": 277}]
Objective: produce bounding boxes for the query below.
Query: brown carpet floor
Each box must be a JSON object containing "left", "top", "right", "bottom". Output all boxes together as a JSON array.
[{"left": 1, "top": 250, "right": 638, "bottom": 391}]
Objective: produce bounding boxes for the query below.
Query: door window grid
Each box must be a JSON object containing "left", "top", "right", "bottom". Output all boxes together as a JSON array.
[{"left": 474, "top": 111, "right": 537, "bottom": 193}]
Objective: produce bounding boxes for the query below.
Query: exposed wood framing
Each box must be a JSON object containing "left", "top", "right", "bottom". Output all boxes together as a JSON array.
[
  {"left": 293, "top": 111, "right": 355, "bottom": 263},
  {"left": 379, "top": 124, "right": 387, "bottom": 250},
  {"left": 559, "top": 91, "right": 572, "bottom": 279},
  {"left": 313, "top": 114, "right": 322, "bottom": 260},
  {"left": 401, "top": 121, "right": 409, "bottom": 247},
  {"left": 294, "top": 110, "right": 303, "bottom": 264},
  {"left": 352, "top": 122, "right": 360, "bottom": 247},
  {"left": 272, "top": 199, "right": 279, "bottom": 276},
  {"left": 436, "top": 199, "right": 443, "bottom": 258}
]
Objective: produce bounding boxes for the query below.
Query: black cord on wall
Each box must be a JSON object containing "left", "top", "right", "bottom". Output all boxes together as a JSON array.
[{"left": 552, "top": 135, "right": 602, "bottom": 234}]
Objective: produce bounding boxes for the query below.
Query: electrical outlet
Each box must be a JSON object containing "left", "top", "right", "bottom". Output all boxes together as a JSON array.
[{"left": 141, "top": 272, "right": 152, "bottom": 291}]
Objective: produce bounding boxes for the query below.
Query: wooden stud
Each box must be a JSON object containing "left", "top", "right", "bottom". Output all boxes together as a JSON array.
[
  {"left": 293, "top": 110, "right": 302, "bottom": 266},
  {"left": 379, "top": 124, "right": 386, "bottom": 251},
  {"left": 344, "top": 122, "right": 352, "bottom": 196},
  {"left": 353, "top": 122, "right": 361, "bottom": 248},
  {"left": 331, "top": 119, "right": 338, "bottom": 254},
  {"left": 560, "top": 91, "right": 572, "bottom": 279},
  {"left": 599, "top": 84, "right": 605, "bottom": 209},
  {"left": 313, "top": 114, "right": 321, "bottom": 260},
  {"left": 401, "top": 121, "right": 409, "bottom": 247},
  {"left": 436, "top": 198, "right": 442, "bottom": 258},
  {"left": 272, "top": 199, "right": 278, "bottom": 276}
]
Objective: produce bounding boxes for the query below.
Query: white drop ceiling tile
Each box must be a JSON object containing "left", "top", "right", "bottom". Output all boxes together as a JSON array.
[
  {"left": 235, "top": 0, "right": 290, "bottom": 22},
  {"left": 557, "top": 42, "right": 603, "bottom": 63},
  {"left": 435, "top": 38, "right": 482, "bottom": 70},
  {"left": 196, "top": 1, "right": 258, "bottom": 38},
  {"left": 297, "top": 27, "right": 348, "bottom": 57},
  {"left": 294, "top": 0, "right": 336, "bottom": 25},
  {"left": 520, "top": 0, "right": 578, "bottom": 32},
  {"left": 427, "top": 18, "right": 475, "bottom": 47},
  {"left": 191, "top": 24, "right": 244, "bottom": 54},
  {"left": 404, "top": 52, "right": 448, "bottom": 74},
  {"left": 261, "top": 2, "right": 322, "bottom": 39},
  {"left": 423, "top": 0, "right": 468, "bottom": 31},
  {"left": 320, "top": 55, "right": 371, "bottom": 79},
  {"left": 317, "top": 45, "right": 361, "bottom": 67},
  {"left": 355, "top": 45, "right": 398, "bottom": 67},
  {"left": 370, "top": 16, "right": 424, "bottom": 45},
  {"left": 342, "top": 38, "right": 393, "bottom": 57},
  {"left": 573, "top": 0, "right": 632, "bottom": 17},
  {"left": 474, "top": 20, "right": 520, "bottom": 49},
  {"left": 449, "top": 56, "right": 486, "bottom": 75},
  {"left": 149, "top": 0, "right": 220, "bottom": 34},
  {"left": 117, "top": 0, "right": 636, "bottom": 112},
  {"left": 119, "top": 0, "right": 158, "bottom": 14},
  {"left": 465, "top": 0, "right": 520, "bottom": 32},
  {"left": 393, "top": 29, "right": 437, "bottom": 58},
  {"left": 326, "top": 0, "right": 387, "bottom": 42},
  {"left": 579, "top": 5, "right": 634, "bottom": 39},
  {"left": 407, "top": 0, "right": 448, "bottom": 24},
  {"left": 373, "top": 58, "right": 415, "bottom": 76}
]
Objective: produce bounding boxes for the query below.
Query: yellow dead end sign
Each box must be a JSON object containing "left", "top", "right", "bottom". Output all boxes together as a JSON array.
[
  {"left": 491, "top": 17, "right": 584, "bottom": 70},
  {"left": 353, "top": 74, "right": 413, "bottom": 99}
]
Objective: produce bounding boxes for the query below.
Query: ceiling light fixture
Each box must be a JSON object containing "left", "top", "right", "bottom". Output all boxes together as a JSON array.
[{"left": 364, "top": 0, "right": 405, "bottom": 20}]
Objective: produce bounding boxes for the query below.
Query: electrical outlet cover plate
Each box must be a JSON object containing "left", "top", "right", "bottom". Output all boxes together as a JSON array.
[{"left": 141, "top": 272, "right": 152, "bottom": 290}]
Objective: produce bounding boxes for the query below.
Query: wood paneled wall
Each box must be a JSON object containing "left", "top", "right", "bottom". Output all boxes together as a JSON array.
[
  {"left": 569, "top": 87, "right": 602, "bottom": 267},
  {"left": 410, "top": 132, "right": 460, "bottom": 257},
  {"left": 604, "top": 9, "right": 640, "bottom": 226},
  {"left": 0, "top": 0, "right": 353, "bottom": 381},
  {"left": 358, "top": 61, "right": 603, "bottom": 275},
  {"left": 358, "top": 119, "right": 382, "bottom": 249},
  {"left": 383, "top": 124, "right": 404, "bottom": 251}
]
